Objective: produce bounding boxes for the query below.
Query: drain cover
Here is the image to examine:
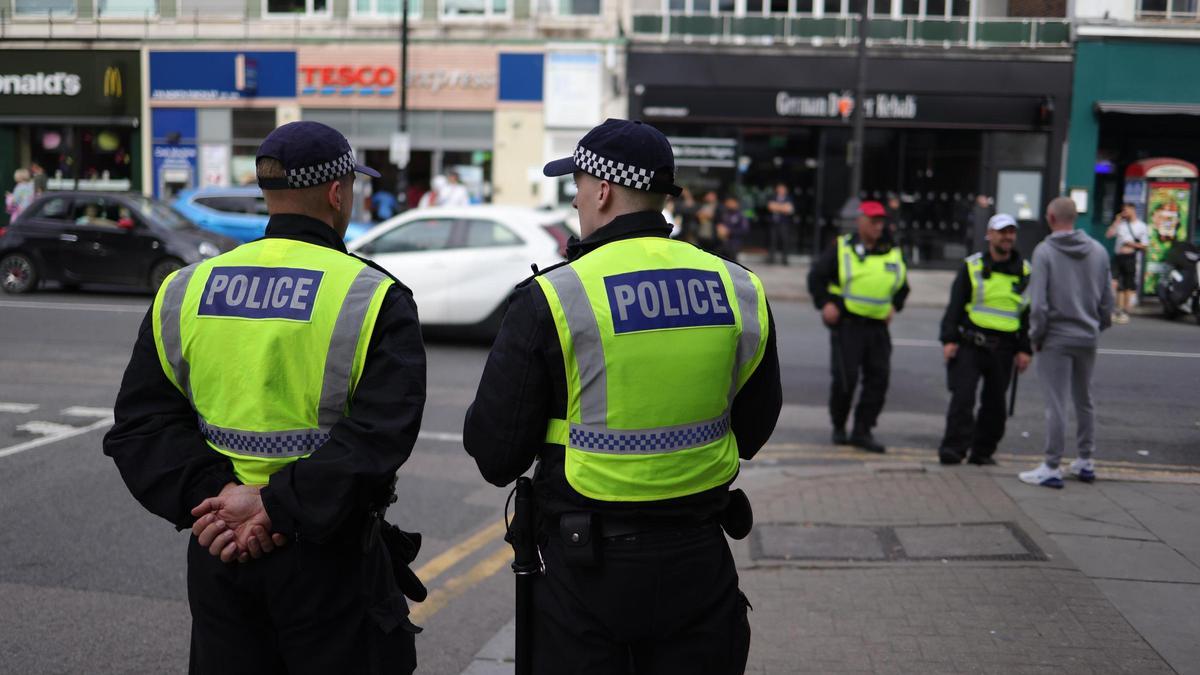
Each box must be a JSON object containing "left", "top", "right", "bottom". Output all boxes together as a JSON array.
[{"left": 895, "top": 524, "right": 1029, "bottom": 559}]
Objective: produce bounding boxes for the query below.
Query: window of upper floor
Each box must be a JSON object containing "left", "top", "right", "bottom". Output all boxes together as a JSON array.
[
  {"left": 662, "top": 0, "right": 970, "bottom": 17},
  {"left": 263, "top": 0, "right": 332, "bottom": 18},
  {"left": 352, "top": 0, "right": 423, "bottom": 19},
  {"left": 532, "top": 0, "right": 602, "bottom": 15},
  {"left": 1138, "top": 0, "right": 1200, "bottom": 20},
  {"left": 96, "top": 0, "right": 157, "bottom": 17},
  {"left": 13, "top": 0, "right": 75, "bottom": 18},
  {"left": 441, "top": 0, "right": 512, "bottom": 20}
]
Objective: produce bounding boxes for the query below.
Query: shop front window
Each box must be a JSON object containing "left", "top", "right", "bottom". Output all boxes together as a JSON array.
[
  {"left": 14, "top": 0, "right": 75, "bottom": 17},
  {"left": 97, "top": 0, "right": 156, "bottom": 16},
  {"left": 265, "top": 0, "right": 329, "bottom": 16},
  {"left": 230, "top": 110, "right": 278, "bottom": 186},
  {"left": 442, "top": 0, "right": 510, "bottom": 18}
]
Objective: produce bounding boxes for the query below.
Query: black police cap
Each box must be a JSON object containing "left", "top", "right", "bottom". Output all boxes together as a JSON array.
[
  {"left": 256, "top": 121, "right": 380, "bottom": 190},
  {"left": 544, "top": 118, "right": 683, "bottom": 197}
]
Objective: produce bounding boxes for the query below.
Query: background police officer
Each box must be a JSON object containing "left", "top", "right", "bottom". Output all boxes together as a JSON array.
[
  {"left": 103, "top": 121, "right": 426, "bottom": 674},
  {"left": 462, "top": 119, "right": 782, "bottom": 675},
  {"left": 807, "top": 201, "right": 909, "bottom": 454},
  {"left": 938, "top": 213, "right": 1033, "bottom": 465}
]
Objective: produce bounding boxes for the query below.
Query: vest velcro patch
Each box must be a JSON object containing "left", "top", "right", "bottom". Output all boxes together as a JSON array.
[
  {"left": 198, "top": 266, "right": 324, "bottom": 321},
  {"left": 604, "top": 269, "right": 735, "bottom": 334}
]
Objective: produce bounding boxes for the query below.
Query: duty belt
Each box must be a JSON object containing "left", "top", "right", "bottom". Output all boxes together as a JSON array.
[{"left": 962, "top": 328, "right": 1006, "bottom": 350}]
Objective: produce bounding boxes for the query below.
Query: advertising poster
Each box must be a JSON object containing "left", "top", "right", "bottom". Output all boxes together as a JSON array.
[{"left": 1143, "top": 182, "right": 1192, "bottom": 294}]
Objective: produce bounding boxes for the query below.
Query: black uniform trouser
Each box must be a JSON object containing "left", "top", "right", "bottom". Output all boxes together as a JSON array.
[
  {"left": 938, "top": 341, "right": 1015, "bottom": 458},
  {"left": 767, "top": 222, "right": 791, "bottom": 264},
  {"left": 186, "top": 530, "right": 417, "bottom": 675},
  {"left": 531, "top": 524, "right": 751, "bottom": 675},
  {"left": 829, "top": 319, "right": 892, "bottom": 433}
]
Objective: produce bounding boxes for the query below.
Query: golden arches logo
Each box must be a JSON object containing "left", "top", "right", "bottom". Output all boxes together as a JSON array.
[{"left": 103, "top": 66, "right": 122, "bottom": 98}]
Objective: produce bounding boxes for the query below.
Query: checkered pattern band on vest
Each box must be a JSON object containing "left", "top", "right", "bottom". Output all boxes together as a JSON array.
[
  {"left": 199, "top": 419, "right": 328, "bottom": 458},
  {"left": 285, "top": 150, "right": 357, "bottom": 189},
  {"left": 568, "top": 415, "right": 730, "bottom": 455},
  {"left": 574, "top": 146, "right": 655, "bottom": 191}
]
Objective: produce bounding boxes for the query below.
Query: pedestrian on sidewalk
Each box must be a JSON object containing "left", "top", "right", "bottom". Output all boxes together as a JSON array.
[
  {"left": 1105, "top": 202, "right": 1149, "bottom": 324},
  {"left": 937, "top": 213, "right": 1033, "bottom": 466},
  {"left": 1019, "top": 196, "right": 1114, "bottom": 489},
  {"left": 807, "top": 200, "right": 910, "bottom": 454},
  {"left": 765, "top": 182, "right": 795, "bottom": 265},
  {"left": 463, "top": 119, "right": 781, "bottom": 674},
  {"left": 718, "top": 195, "right": 751, "bottom": 262}
]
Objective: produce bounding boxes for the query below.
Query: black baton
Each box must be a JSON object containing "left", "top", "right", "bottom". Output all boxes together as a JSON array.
[
  {"left": 508, "top": 477, "right": 541, "bottom": 675},
  {"left": 1008, "top": 362, "right": 1019, "bottom": 418}
]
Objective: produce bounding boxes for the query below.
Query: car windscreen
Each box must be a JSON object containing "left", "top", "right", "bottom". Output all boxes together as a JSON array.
[{"left": 132, "top": 197, "right": 194, "bottom": 230}]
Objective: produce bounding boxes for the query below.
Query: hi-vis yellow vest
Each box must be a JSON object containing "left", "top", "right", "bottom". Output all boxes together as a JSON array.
[
  {"left": 965, "top": 253, "right": 1030, "bottom": 333},
  {"left": 826, "top": 234, "right": 906, "bottom": 319},
  {"left": 151, "top": 238, "right": 392, "bottom": 485},
  {"left": 536, "top": 237, "right": 770, "bottom": 502}
]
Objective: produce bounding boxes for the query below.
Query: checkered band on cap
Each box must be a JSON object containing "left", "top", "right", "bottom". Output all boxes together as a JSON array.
[
  {"left": 574, "top": 146, "right": 655, "bottom": 192},
  {"left": 286, "top": 150, "right": 357, "bottom": 189}
]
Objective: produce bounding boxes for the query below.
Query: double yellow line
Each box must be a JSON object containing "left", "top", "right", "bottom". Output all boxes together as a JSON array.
[{"left": 408, "top": 518, "right": 512, "bottom": 625}]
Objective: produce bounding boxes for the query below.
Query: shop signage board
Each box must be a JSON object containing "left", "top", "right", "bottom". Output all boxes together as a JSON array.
[
  {"left": 640, "top": 86, "right": 1046, "bottom": 129},
  {"left": 668, "top": 137, "right": 737, "bottom": 169},
  {"left": 296, "top": 45, "right": 498, "bottom": 111},
  {"left": 0, "top": 50, "right": 140, "bottom": 118},
  {"left": 544, "top": 52, "right": 602, "bottom": 129},
  {"left": 149, "top": 51, "right": 296, "bottom": 101}
]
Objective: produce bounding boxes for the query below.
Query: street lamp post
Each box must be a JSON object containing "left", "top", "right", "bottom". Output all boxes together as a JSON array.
[
  {"left": 397, "top": 0, "right": 410, "bottom": 205},
  {"left": 848, "top": 0, "right": 870, "bottom": 206}
]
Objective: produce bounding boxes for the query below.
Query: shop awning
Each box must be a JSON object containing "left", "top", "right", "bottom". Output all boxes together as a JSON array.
[{"left": 1095, "top": 101, "right": 1200, "bottom": 116}]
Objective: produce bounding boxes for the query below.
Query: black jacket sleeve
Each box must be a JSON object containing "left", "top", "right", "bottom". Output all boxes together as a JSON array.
[
  {"left": 807, "top": 245, "right": 840, "bottom": 310},
  {"left": 731, "top": 304, "right": 782, "bottom": 460},
  {"left": 462, "top": 283, "right": 551, "bottom": 488},
  {"left": 1016, "top": 307, "right": 1033, "bottom": 355},
  {"left": 939, "top": 263, "right": 971, "bottom": 344},
  {"left": 104, "top": 311, "right": 238, "bottom": 531},
  {"left": 260, "top": 286, "right": 426, "bottom": 542}
]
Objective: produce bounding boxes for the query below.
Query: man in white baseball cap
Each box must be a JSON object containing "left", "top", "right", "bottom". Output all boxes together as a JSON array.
[{"left": 936, "top": 212, "right": 1033, "bottom": 466}]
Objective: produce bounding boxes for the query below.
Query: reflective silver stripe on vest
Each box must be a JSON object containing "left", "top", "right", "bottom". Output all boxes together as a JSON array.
[
  {"left": 723, "top": 260, "right": 761, "bottom": 401},
  {"left": 970, "top": 265, "right": 1022, "bottom": 319},
  {"left": 569, "top": 414, "right": 730, "bottom": 455},
  {"left": 317, "top": 265, "right": 390, "bottom": 428},
  {"left": 542, "top": 264, "right": 608, "bottom": 426},
  {"left": 199, "top": 418, "right": 327, "bottom": 458},
  {"left": 159, "top": 263, "right": 200, "bottom": 400}
]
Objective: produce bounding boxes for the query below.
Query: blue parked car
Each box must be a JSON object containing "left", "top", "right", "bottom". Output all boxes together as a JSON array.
[{"left": 172, "top": 187, "right": 373, "bottom": 244}]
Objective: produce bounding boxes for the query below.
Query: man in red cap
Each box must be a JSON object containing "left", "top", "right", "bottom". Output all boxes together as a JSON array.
[{"left": 807, "top": 200, "right": 909, "bottom": 453}]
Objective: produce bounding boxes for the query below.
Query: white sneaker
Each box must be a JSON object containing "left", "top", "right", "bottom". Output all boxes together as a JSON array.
[
  {"left": 1018, "top": 463, "right": 1064, "bottom": 489},
  {"left": 1069, "top": 458, "right": 1096, "bottom": 483}
]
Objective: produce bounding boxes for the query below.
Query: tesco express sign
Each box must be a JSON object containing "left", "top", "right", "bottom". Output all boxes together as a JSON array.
[{"left": 299, "top": 64, "right": 496, "bottom": 97}]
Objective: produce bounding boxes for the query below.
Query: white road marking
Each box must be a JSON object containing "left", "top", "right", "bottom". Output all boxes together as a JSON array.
[
  {"left": 419, "top": 430, "right": 464, "bottom": 443},
  {"left": 17, "top": 421, "right": 78, "bottom": 436},
  {"left": 0, "top": 402, "right": 39, "bottom": 414},
  {"left": 892, "top": 338, "right": 1200, "bottom": 359},
  {"left": 0, "top": 416, "right": 113, "bottom": 460},
  {"left": 0, "top": 300, "right": 148, "bottom": 314},
  {"left": 61, "top": 406, "right": 116, "bottom": 419}
]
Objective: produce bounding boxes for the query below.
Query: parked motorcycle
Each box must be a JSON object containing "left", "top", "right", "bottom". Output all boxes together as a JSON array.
[{"left": 1157, "top": 242, "right": 1200, "bottom": 324}]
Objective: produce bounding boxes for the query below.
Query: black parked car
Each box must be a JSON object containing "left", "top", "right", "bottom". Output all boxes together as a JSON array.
[{"left": 0, "top": 192, "right": 238, "bottom": 294}]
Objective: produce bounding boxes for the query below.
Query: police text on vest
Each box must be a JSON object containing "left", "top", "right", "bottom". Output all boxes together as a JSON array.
[
  {"left": 605, "top": 269, "right": 735, "bottom": 334},
  {"left": 198, "top": 266, "right": 324, "bottom": 321}
]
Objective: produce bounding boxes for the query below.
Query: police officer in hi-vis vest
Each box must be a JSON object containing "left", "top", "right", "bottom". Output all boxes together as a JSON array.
[
  {"left": 104, "top": 122, "right": 426, "bottom": 674},
  {"left": 937, "top": 213, "right": 1033, "bottom": 465},
  {"left": 807, "top": 201, "right": 910, "bottom": 454},
  {"left": 463, "top": 119, "right": 782, "bottom": 674}
]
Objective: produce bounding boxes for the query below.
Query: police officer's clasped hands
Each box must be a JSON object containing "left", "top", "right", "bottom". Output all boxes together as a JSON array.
[{"left": 190, "top": 483, "right": 288, "bottom": 564}]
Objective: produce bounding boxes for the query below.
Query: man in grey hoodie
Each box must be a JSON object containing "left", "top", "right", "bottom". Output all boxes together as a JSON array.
[{"left": 1019, "top": 197, "right": 1114, "bottom": 488}]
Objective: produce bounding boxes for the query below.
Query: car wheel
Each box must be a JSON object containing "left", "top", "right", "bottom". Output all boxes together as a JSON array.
[
  {"left": 149, "top": 258, "right": 184, "bottom": 291},
  {"left": 0, "top": 252, "right": 38, "bottom": 294}
]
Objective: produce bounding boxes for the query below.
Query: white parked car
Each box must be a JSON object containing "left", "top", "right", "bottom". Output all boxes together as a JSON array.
[{"left": 348, "top": 206, "right": 576, "bottom": 335}]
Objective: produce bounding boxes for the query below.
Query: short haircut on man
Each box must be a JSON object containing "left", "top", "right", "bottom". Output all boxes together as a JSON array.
[
  {"left": 1048, "top": 196, "right": 1077, "bottom": 225},
  {"left": 616, "top": 183, "right": 667, "bottom": 212}
]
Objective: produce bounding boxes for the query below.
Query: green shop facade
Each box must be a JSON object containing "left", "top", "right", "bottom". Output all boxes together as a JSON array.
[{"left": 1065, "top": 38, "right": 1200, "bottom": 246}]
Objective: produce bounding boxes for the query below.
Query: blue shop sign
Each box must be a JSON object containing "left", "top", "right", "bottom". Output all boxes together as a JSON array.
[{"left": 150, "top": 51, "right": 296, "bottom": 100}]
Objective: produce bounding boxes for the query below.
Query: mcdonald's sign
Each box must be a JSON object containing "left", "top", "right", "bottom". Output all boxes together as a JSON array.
[
  {"left": 0, "top": 50, "right": 139, "bottom": 117},
  {"left": 103, "top": 66, "right": 123, "bottom": 99}
]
